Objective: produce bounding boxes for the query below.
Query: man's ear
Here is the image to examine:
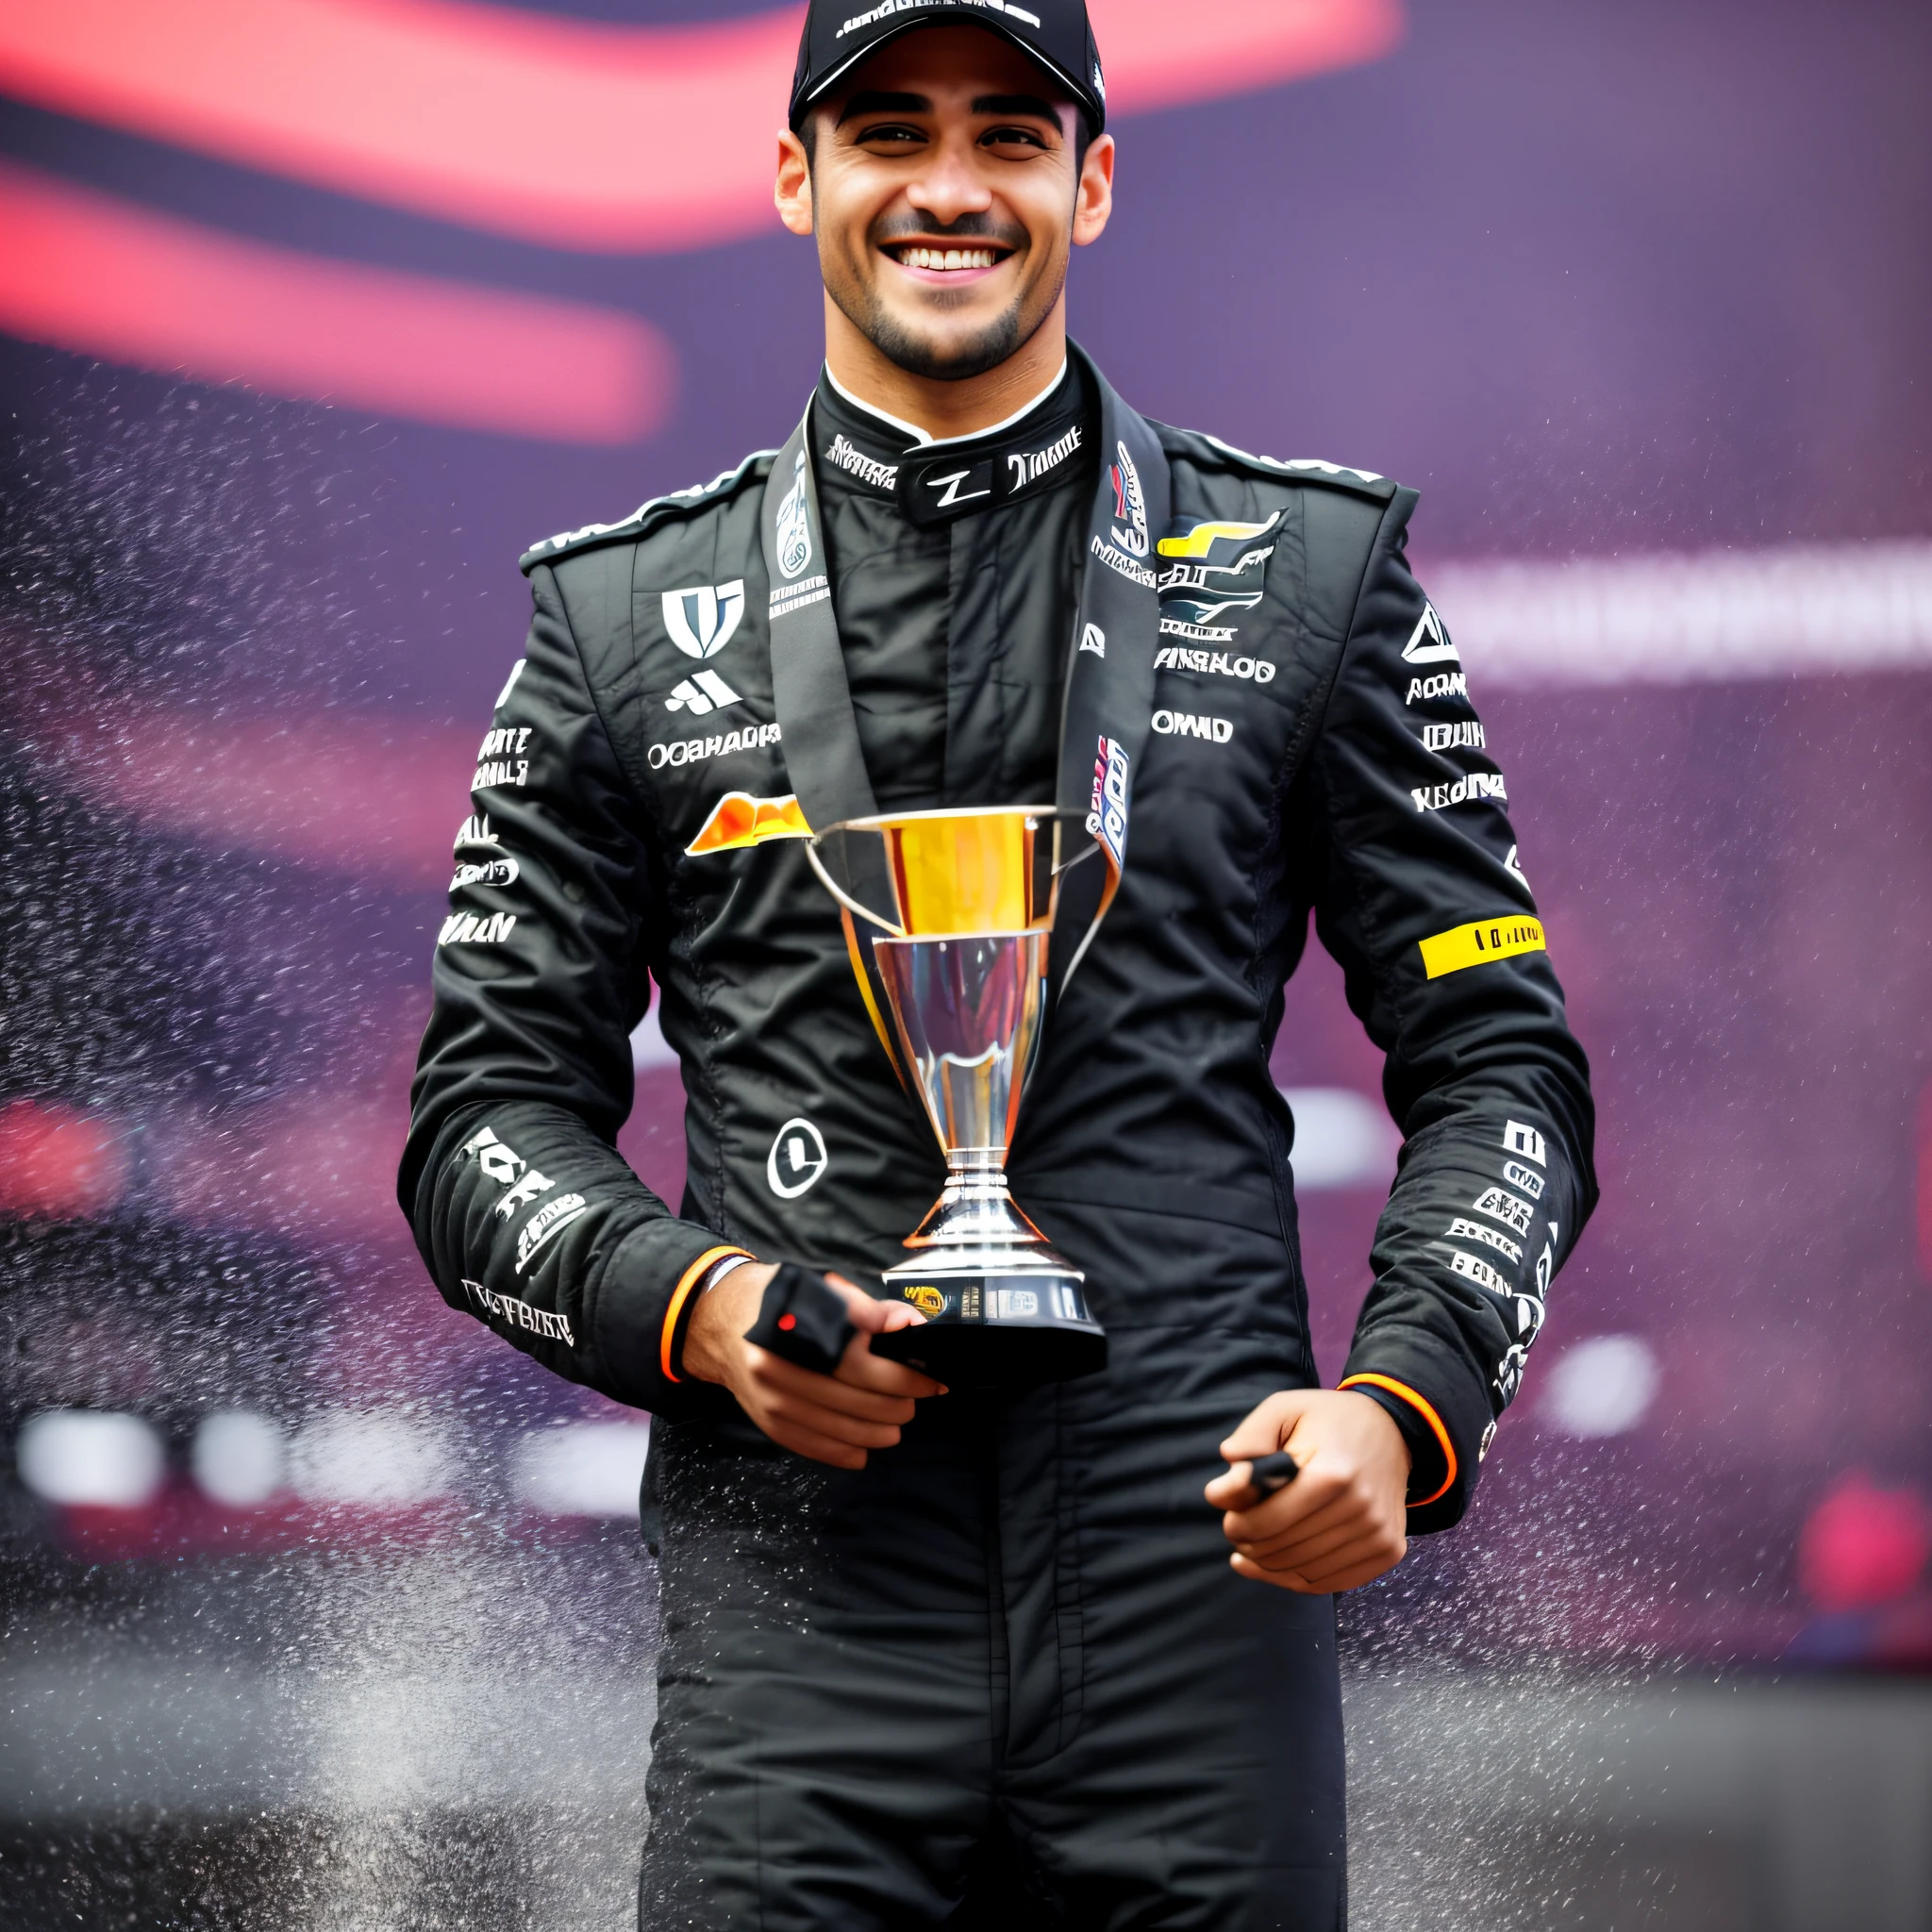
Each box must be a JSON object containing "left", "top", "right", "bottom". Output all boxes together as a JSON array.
[
  {"left": 775, "top": 127, "right": 816, "bottom": 237},
  {"left": 1072, "top": 131, "right": 1115, "bottom": 248}
]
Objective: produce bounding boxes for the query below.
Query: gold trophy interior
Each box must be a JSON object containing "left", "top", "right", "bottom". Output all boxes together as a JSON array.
[{"left": 806, "top": 807, "right": 1108, "bottom": 1386}]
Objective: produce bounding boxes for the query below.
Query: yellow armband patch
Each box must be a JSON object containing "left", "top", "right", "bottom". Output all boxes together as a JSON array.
[{"left": 1419, "top": 915, "right": 1546, "bottom": 979}]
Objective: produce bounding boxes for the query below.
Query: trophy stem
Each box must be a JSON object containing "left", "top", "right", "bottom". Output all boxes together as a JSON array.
[
  {"left": 883, "top": 1148, "right": 1086, "bottom": 1298},
  {"left": 897, "top": 1149, "right": 1049, "bottom": 1251}
]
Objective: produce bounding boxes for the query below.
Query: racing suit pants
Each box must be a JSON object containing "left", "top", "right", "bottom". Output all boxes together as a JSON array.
[{"left": 639, "top": 1314, "right": 1346, "bottom": 1931}]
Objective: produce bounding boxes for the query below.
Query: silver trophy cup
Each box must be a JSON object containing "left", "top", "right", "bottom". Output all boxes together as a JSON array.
[{"left": 806, "top": 806, "right": 1107, "bottom": 1386}]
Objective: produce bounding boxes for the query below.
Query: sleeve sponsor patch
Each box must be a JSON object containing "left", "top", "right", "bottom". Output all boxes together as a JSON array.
[
  {"left": 439, "top": 911, "right": 517, "bottom": 946},
  {"left": 1471, "top": 1186, "right": 1537, "bottom": 1237},
  {"left": 1442, "top": 1247, "right": 1513, "bottom": 1297},
  {"left": 1446, "top": 1216, "right": 1523, "bottom": 1265},
  {"left": 515, "top": 1193, "right": 590, "bottom": 1274},
  {"left": 462, "top": 1279, "right": 575, "bottom": 1348},
  {"left": 1419, "top": 915, "right": 1546, "bottom": 978},
  {"left": 1502, "top": 1159, "right": 1546, "bottom": 1200}
]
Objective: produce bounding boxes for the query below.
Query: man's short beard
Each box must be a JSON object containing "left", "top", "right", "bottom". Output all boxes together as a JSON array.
[
  {"left": 837, "top": 289, "right": 1026, "bottom": 382},
  {"left": 824, "top": 217, "right": 1067, "bottom": 383}
]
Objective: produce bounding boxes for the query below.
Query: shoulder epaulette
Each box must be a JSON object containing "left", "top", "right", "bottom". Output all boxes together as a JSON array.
[
  {"left": 519, "top": 449, "right": 777, "bottom": 575},
  {"left": 1161, "top": 425, "right": 1399, "bottom": 504}
]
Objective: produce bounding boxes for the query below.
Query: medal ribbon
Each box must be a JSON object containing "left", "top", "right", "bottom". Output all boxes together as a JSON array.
[
  {"left": 759, "top": 399, "right": 880, "bottom": 835},
  {"left": 757, "top": 353, "right": 1171, "bottom": 999},
  {"left": 1050, "top": 344, "right": 1170, "bottom": 990}
]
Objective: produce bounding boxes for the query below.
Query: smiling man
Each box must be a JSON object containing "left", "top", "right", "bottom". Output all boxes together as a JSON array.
[{"left": 400, "top": 3, "right": 1596, "bottom": 1925}]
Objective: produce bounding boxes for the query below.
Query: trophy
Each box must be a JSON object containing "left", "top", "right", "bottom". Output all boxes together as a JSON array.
[{"left": 805, "top": 806, "right": 1107, "bottom": 1386}]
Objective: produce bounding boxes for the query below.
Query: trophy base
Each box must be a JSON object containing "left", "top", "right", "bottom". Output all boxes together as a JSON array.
[
  {"left": 865, "top": 1153, "right": 1107, "bottom": 1387},
  {"left": 870, "top": 1249, "right": 1108, "bottom": 1389}
]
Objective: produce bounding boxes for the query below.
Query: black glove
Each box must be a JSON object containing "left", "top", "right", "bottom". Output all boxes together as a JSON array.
[{"left": 743, "top": 1262, "right": 857, "bottom": 1377}]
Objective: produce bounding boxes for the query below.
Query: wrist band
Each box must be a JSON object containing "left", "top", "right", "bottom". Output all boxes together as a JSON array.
[
  {"left": 660, "top": 1244, "right": 754, "bottom": 1383},
  {"left": 1338, "top": 1373, "right": 1457, "bottom": 1508}
]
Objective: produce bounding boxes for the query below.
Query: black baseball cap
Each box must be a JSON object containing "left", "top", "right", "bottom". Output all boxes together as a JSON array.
[{"left": 790, "top": 0, "right": 1106, "bottom": 136}]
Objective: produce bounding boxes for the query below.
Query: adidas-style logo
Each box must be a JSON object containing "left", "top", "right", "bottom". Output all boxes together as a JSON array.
[{"left": 666, "top": 668, "right": 741, "bottom": 715}]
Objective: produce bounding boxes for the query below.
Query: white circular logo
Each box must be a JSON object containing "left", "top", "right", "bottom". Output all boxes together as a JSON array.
[{"left": 766, "top": 1118, "right": 828, "bottom": 1199}]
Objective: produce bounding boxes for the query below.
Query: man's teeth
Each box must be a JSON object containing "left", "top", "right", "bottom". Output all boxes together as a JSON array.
[{"left": 894, "top": 246, "right": 1000, "bottom": 271}]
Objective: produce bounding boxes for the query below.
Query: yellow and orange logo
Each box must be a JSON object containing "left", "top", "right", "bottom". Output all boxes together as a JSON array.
[
  {"left": 685, "top": 791, "right": 813, "bottom": 857},
  {"left": 903, "top": 1284, "right": 948, "bottom": 1319},
  {"left": 1155, "top": 514, "right": 1279, "bottom": 559}
]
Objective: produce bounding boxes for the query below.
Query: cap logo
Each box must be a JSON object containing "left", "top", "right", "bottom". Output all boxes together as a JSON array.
[{"left": 837, "top": 0, "right": 1042, "bottom": 41}]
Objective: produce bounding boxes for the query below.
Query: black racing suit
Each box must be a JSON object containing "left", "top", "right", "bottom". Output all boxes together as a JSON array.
[{"left": 400, "top": 347, "right": 1595, "bottom": 1929}]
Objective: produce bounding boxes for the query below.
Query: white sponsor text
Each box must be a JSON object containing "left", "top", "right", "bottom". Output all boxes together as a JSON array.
[
  {"left": 1154, "top": 645, "right": 1276, "bottom": 682},
  {"left": 1152, "top": 708, "right": 1233, "bottom": 742},
  {"left": 1406, "top": 671, "right": 1470, "bottom": 706},
  {"left": 647, "top": 722, "right": 782, "bottom": 770},
  {"left": 516, "top": 1193, "right": 590, "bottom": 1273},
  {"left": 1411, "top": 772, "right": 1507, "bottom": 812},
  {"left": 462, "top": 1279, "right": 575, "bottom": 1346},
  {"left": 1447, "top": 1216, "right": 1523, "bottom": 1264}
]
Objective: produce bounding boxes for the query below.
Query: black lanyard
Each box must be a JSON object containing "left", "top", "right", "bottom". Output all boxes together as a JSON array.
[{"left": 758, "top": 343, "right": 1168, "bottom": 986}]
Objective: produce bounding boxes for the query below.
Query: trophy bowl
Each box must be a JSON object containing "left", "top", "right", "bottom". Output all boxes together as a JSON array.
[{"left": 806, "top": 806, "right": 1107, "bottom": 1387}]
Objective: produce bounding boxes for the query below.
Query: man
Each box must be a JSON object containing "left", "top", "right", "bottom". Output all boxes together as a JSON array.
[{"left": 400, "top": 2, "right": 1595, "bottom": 1924}]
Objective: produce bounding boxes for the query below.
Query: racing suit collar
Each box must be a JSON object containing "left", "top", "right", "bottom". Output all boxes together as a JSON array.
[
  {"left": 815, "top": 360, "right": 1094, "bottom": 530},
  {"left": 760, "top": 340, "right": 1168, "bottom": 990},
  {"left": 820, "top": 358, "right": 1072, "bottom": 450}
]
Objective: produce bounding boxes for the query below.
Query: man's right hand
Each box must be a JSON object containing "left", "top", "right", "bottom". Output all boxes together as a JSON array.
[{"left": 683, "top": 1264, "right": 946, "bottom": 1469}]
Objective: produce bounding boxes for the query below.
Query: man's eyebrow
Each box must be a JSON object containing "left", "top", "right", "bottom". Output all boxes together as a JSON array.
[
  {"left": 972, "top": 94, "right": 1063, "bottom": 121},
  {"left": 837, "top": 92, "right": 931, "bottom": 125}
]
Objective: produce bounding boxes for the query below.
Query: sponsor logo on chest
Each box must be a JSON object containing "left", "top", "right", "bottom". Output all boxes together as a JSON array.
[
  {"left": 1152, "top": 708, "right": 1233, "bottom": 743},
  {"left": 666, "top": 668, "right": 742, "bottom": 716},
  {"left": 661, "top": 581, "right": 744, "bottom": 660},
  {"left": 1154, "top": 644, "right": 1276, "bottom": 684},
  {"left": 1108, "top": 442, "right": 1149, "bottom": 558},
  {"left": 647, "top": 721, "right": 784, "bottom": 771},
  {"left": 767, "top": 1118, "right": 829, "bottom": 1198},
  {"left": 1087, "top": 736, "right": 1129, "bottom": 868},
  {"left": 1154, "top": 523, "right": 1274, "bottom": 641},
  {"left": 1091, "top": 534, "right": 1155, "bottom": 587}
]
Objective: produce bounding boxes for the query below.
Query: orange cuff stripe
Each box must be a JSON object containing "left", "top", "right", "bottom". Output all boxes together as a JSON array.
[
  {"left": 659, "top": 1244, "right": 752, "bottom": 1383},
  {"left": 1339, "top": 1374, "right": 1459, "bottom": 1508}
]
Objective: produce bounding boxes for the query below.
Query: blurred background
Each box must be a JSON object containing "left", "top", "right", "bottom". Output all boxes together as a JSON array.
[{"left": 2, "top": 1, "right": 1929, "bottom": 1925}]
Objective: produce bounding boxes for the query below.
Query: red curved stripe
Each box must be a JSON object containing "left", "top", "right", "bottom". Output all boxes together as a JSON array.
[
  {"left": 1105, "top": 0, "right": 1403, "bottom": 117},
  {"left": 0, "top": 0, "right": 1401, "bottom": 255},
  {"left": 0, "top": 1101, "right": 128, "bottom": 1220},
  {"left": 0, "top": 160, "right": 675, "bottom": 441}
]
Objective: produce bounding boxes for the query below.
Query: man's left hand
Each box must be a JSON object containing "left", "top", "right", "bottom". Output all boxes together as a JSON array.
[{"left": 1204, "top": 1390, "right": 1412, "bottom": 1594}]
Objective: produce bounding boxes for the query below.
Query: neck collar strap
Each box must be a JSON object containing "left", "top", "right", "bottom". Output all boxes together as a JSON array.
[{"left": 814, "top": 364, "right": 1095, "bottom": 529}]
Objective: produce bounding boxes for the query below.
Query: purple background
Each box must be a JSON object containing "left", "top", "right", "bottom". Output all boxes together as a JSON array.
[{"left": 2, "top": 0, "right": 1929, "bottom": 1663}]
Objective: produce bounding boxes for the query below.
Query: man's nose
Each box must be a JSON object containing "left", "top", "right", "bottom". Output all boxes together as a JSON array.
[{"left": 904, "top": 140, "right": 994, "bottom": 227}]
